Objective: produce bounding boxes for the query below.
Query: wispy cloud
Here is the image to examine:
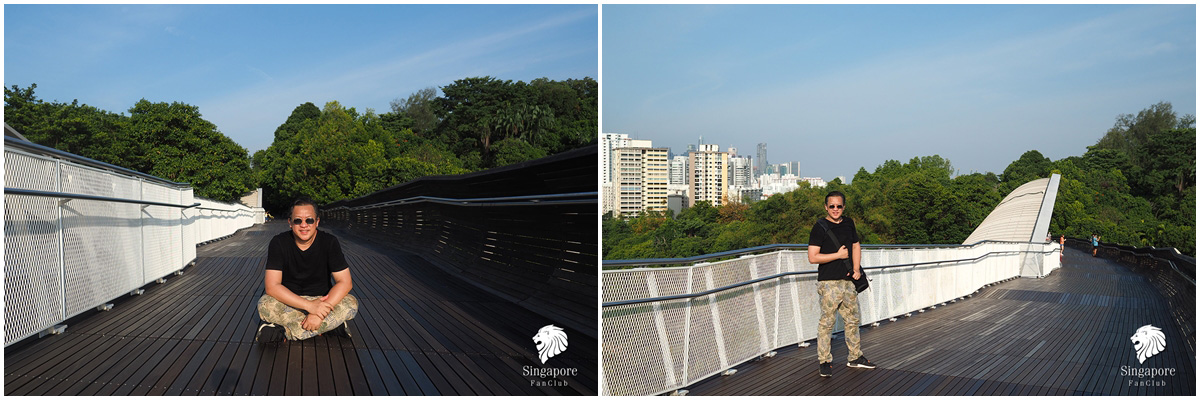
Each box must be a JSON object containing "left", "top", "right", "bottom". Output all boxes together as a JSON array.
[
  {"left": 606, "top": 5, "right": 1193, "bottom": 178},
  {"left": 247, "top": 66, "right": 273, "bottom": 82}
]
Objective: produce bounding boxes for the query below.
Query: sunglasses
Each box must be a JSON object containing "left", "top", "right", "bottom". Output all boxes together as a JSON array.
[
  {"left": 291, "top": 218, "right": 317, "bottom": 225},
  {"left": 827, "top": 204, "right": 844, "bottom": 210}
]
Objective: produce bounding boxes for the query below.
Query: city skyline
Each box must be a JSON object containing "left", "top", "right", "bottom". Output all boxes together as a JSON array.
[
  {"left": 604, "top": 133, "right": 853, "bottom": 183},
  {"left": 603, "top": 4, "right": 1196, "bottom": 181}
]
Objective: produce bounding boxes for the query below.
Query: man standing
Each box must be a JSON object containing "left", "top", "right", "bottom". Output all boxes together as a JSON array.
[
  {"left": 258, "top": 198, "right": 358, "bottom": 341},
  {"left": 808, "top": 191, "right": 875, "bottom": 377}
]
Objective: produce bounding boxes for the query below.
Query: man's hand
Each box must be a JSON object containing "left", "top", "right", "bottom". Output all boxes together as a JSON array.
[
  {"left": 850, "top": 269, "right": 862, "bottom": 280},
  {"left": 835, "top": 245, "right": 849, "bottom": 259},
  {"left": 306, "top": 299, "right": 334, "bottom": 319},
  {"left": 302, "top": 313, "right": 324, "bottom": 331}
]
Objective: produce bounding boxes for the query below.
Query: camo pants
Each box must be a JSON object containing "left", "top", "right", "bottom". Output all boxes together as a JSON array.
[
  {"left": 817, "top": 280, "right": 862, "bottom": 363},
  {"left": 258, "top": 294, "right": 358, "bottom": 340}
]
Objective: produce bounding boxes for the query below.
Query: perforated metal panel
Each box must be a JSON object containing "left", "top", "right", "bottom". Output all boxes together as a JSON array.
[
  {"left": 601, "top": 268, "right": 672, "bottom": 396},
  {"left": 5, "top": 145, "right": 260, "bottom": 347},
  {"left": 59, "top": 163, "right": 143, "bottom": 318},
  {"left": 181, "top": 188, "right": 196, "bottom": 264},
  {"left": 169, "top": 188, "right": 183, "bottom": 269},
  {"left": 200, "top": 208, "right": 213, "bottom": 242},
  {"left": 140, "top": 182, "right": 175, "bottom": 283},
  {"left": 4, "top": 151, "right": 64, "bottom": 346},
  {"left": 601, "top": 242, "right": 1060, "bottom": 396}
]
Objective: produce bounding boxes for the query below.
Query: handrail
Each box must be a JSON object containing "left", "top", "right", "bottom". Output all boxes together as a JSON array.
[
  {"left": 5, "top": 188, "right": 201, "bottom": 209},
  {"left": 602, "top": 246, "right": 1058, "bottom": 307},
  {"left": 1066, "top": 237, "right": 1195, "bottom": 286},
  {"left": 603, "top": 239, "right": 1050, "bottom": 268},
  {"left": 4, "top": 136, "right": 190, "bottom": 187},
  {"left": 1141, "top": 254, "right": 1193, "bottom": 286},
  {"left": 194, "top": 207, "right": 254, "bottom": 212},
  {"left": 320, "top": 147, "right": 597, "bottom": 338},
  {"left": 328, "top": 191, "right": 597, "bottom": 210}
]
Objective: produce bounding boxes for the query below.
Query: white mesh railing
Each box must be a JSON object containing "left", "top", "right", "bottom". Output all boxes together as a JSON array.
[
  {"left": 4, "top": 138, "right": 260, "bottom": 346},
  {"left": 192, "top": 198, "right": 259, "bottom": 244},
  {"left": 600, "top": 241, "right": 1061, "bottom": 396}
]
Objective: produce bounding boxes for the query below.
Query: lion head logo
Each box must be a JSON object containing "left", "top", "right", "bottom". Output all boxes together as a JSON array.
[
  {"left": 533, "top": 325, "right": 568, "bottom": 364},
  {"left": 1130, "top": 324, "right": 1166, "bottom": 364}
]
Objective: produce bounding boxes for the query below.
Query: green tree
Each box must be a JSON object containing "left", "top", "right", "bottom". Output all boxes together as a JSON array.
[
  {"left": 490, "top": 137, "right": 548, "bottom": 166},
  {"left": 1081, "top": 148, "right": 1131, "bottom": 173},
  {"left": 4, "top": 84, "right": 132, "bottom": 166},
  {"left": 257, "top": 100, "right": 468, "bottom": 214},
  {"left": 1093, "top": 101, "right": 1193, "bottom": 165},
  {"left": 1131, "top": 129, "right": 1195, "bottom": 205},
  {"left": 437, "top": 76, "right": 515, "bottom": 167},
  {"left": 273, "top": 102, "right": 320, "bottom": 142},
  {"left": 1001, "top": 150, "right": 1052, "bottom": 184},
  {"left": 126, "top": 99, "right": 254, "bottom": 202},
  {"left": 389, "top": 87, "right": 440, "bottom": 136}
]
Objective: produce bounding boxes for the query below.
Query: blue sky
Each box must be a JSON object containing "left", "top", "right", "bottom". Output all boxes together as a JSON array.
[
  {"left": 603, "top": 4, "right": 1196, "bottom": 181},
  {"left": 5, "top": 4, "right": 598, "bottom": 154}
]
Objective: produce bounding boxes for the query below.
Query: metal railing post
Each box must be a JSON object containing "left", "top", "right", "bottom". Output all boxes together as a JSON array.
[
  {"left": 139, "top": 179, "right": 146, "bottom": 286},
  {"left": 55, "top": 159, "right": 66, "bottom": 321}
]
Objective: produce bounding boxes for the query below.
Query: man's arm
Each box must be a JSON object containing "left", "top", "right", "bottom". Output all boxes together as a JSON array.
[
  {"left": 321, "top": 269, "right": 353, "bottom": 306},
  {"left": 808, "top": 245, "right": 849, "bottom": 265},
  {"left": 851, "top": 242, "right": 862, "bottom": 279},
  {"left": 303, "top": 269, "right": 352, "bottom": 331},
  {"left": 265, "top": 270, "right": 333, "bottom": 318}
]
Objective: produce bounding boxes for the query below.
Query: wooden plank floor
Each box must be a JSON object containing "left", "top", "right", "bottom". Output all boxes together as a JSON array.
[
  {"left": 686, "top": 246, "right": 1195, "bottom": 395},
  {"left": 4, "top": 222, "right": 597, "bottom": 395}
]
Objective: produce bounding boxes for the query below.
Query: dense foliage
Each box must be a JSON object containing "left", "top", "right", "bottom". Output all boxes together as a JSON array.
[
  {"left": 5, "top": 84, "right": 254, "bottom": 202},
  {"left": 604, "top": 103, "right": 1196, "bottom": 261},
  {"left": 256, "top": 76, "right": 597, "bottom": 214},
  {"left": 6, "top": 76, "right": 597, "bottom": 214}
]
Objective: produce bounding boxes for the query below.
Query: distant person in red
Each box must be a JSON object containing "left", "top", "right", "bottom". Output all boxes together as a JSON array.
[
  {"left": 258, "top": 198, "right": 358, "bottom": 340},
  {"left": 1059, "top": 235, "right": 1065, "bottom": 261}
]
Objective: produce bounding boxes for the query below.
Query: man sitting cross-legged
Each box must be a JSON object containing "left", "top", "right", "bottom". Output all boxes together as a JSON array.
[{"left": 258, "top": 197, "right": 358, "bottom": 341}]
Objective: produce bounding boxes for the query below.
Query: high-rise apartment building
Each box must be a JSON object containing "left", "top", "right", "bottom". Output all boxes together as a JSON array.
[
  {"left": 613, "top": 145, "right": 669, "bottom": 217},
  {"left": 688, "top": 144, "right": 729, "bottom": 207},
  {"left": 600, "top": 133, "right": 631, "bottom": 184},
  {"left": 669, "top": 155, "right": 687, "bottom": 185},
  {"left": 601, "top": 182, "right": 615, "bottom": 215},
  {"left": 756, "top": 143, "right": 768, "bottom": 177},
  {"left": 728, "top": 155, "right": 752, "bottom": 187}
]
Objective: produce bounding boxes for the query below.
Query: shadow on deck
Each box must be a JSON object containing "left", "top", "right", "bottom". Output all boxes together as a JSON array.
[
  {"left": 4, "top": 222, "right": 597, "bottom": 395},
  {"left": 685, "top": 247, "right": 1195, "bottom": 396}
]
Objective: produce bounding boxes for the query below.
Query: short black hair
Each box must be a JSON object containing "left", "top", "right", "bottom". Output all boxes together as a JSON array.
[
  {"left": 290, "top": 197, "right": 319, "bottom": 219},
  {"left": 825, "top": 191, "right": 846, "bottom": 205}
]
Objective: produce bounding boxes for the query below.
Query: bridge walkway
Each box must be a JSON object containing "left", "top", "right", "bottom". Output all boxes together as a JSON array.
[
  {"left": 685, "top": 246, "right": 1194, "bottom": 395},
  {"left": 3, "top": 222, "right": 597, "bottom": 395}
]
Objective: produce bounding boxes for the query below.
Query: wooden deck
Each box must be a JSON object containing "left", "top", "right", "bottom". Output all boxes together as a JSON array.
[
  {"left": 685, "top": 246, "right": 1195, "bottom": 396},
  {"left": 4, "top": 222, "right": 597, "bottom": 395}
]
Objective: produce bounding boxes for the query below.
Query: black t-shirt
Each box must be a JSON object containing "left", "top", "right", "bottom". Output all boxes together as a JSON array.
[
  {"left": 265, "top": 230, "right": 349, "bottom": 296},
  {"left": 807, "top": 217, "right": 860, "bottom": 281}
]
